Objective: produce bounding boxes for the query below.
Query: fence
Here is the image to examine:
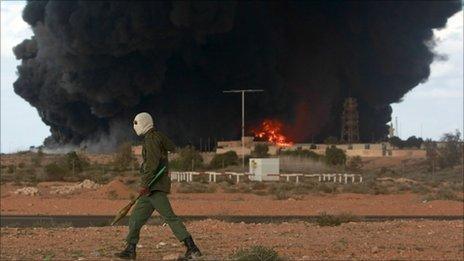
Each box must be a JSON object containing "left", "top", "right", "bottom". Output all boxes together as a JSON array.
[{"left": 170, "top": 171, "right": 363, "bottom": 184}]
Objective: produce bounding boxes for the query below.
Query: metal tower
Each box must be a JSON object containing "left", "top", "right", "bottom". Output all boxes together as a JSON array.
[{"left": 340, "top": 97, "right": 360, "bottom": 143}]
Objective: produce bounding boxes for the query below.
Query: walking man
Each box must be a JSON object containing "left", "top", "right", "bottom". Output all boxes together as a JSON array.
[{"left": 115, "top": 112, "right": 201, "bottom": 260}]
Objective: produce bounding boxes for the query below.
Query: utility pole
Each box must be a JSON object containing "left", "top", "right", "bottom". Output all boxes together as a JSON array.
[{"left": 223, "top": 89, "right": 264, "bottom": 172}]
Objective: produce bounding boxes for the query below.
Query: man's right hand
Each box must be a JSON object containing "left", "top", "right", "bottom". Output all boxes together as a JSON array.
[{"left": 139, "top": 187, "right": 150, "bottom": 196}]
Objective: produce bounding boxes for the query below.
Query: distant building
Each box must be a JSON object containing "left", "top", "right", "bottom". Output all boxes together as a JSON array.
[
  {"left": 215, "top": 137, "right": 426, "bottom": 159},
  {"left": 216, "top": 136, "right": 280, "bottom": 156}
]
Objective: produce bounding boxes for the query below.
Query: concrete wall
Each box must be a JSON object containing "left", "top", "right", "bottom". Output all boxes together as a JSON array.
[
  {"left": 287, "top": 142, "right": 391, "bottom": 151},
  {"left": 216, "top": 138, "right": 278, "bottom": 156},
  {"left": 216, "top": 146, "right": 252, "bottom": 156},
  {"left": 286, "top": 146, "right": 424, "bottom": 158},
  {"left": 346, "top": 149, "right": 384, "bottom": 157},
  {"left": 391, "top": 149, "right": 427, "bottom": 158},
  {"left": 217, "top": 140, "right": 241, "bottom": 148}
]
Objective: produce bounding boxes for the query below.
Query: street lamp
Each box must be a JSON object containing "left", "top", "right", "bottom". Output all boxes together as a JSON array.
[{"left": 223, "top": 89, "right": 264, "bottom": 172}]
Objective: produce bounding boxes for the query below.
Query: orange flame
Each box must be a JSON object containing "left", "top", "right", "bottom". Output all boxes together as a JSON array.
[{"left": 253, "top": 120, "right": 293, "bottom": 147}]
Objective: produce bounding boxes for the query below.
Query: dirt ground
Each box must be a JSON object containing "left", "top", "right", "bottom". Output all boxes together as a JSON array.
[
  {"left": 1, "top": 220, "right": 463, "bottom": 260},
  {"left": 1, "top": 182, "right": 463, "bottom": 216}
]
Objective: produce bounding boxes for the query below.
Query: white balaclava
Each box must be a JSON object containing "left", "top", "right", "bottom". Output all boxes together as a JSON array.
[{"left": 133, "top": 112, "right": 154, "bottom": 136}]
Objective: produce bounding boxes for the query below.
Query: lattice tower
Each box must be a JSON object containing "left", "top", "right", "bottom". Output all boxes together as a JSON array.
[{"left": 340, "top": 97, "right": 360, "bottom": 143}]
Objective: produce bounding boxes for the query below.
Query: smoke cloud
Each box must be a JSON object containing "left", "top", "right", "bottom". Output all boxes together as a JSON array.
[{"left": 13, "top": 1, "right": 461, "bottom": 151}]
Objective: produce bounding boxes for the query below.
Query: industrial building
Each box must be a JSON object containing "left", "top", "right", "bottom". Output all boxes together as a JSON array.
[
  {"left": 214, "top": 136, "right": 426, "bottom": 159},
  {"left": 131, "top": 136, "right": 427, "bottom": 159}
]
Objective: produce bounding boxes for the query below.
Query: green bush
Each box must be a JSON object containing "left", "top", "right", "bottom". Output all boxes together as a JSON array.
[
  {"left": 252, "top": 144, "right": 269, "bottom": 158},
  {"left": 232, "top": 245, "right": 282, "bottom": 261},
  {"left": 65, "top": 151, "right": 89, "bottom": 173},
  {"left": 389, "top": 136, "right": 423, "bottom": 149},
  {"left": 44, "top": 163, "right": 69, "bottom": 181},
  {"left": 325, "top": 146, "right": 346, "bottom": 166},
  {"left": 410, "top": 184, "right": 431, "bottom": 194},
  {"left": 346, "top": 156, "right": 363, "bottom": 172},
  {"left": 422, "top": 187, "right": 462, "bottom": 202},
  {"left": 250, "top": 181, "right": 268, "bottom": 190},
  {"left": 274, "top": 190, "right": 291, "bottom": 200},
  {"left": 170, "top": 146, "right": 203, "bottom": 171},
  {"left": 31, "top": 150, "right": 44, "bottom": 166},
  {"left": 237, "top": 183, "right": 252, "bottom": 193},
  {"left": 268, "top": 182, "right": 296, "bottom": 199},
  {"left": 268, "top": 182, "right": 295, "bottom": 193},
  {"left": 279, "top": 148, "right": 321, "bottom": 160},
  {"left": 342, "top": 183, "right": 370, "bottom": 194},
  {"left": 396, "top": 183, "right": 411, "bottom": 192},
  {"left": 92, "top": 173, "right": 113, "bottom": 184},
  {"left": 209, "top": 151, "right": 239, "bottom": 169},
  {"left": 371, "top": 184, "right": 389, "bottom": 195},
  {"left": 292, "top": 182, "right": 318, "bottom": 194},
  {"left": 437, "top": 130, "right": 462, "bottom": 169},
  {"left": 222, "top": 185, "right": 239, "bottom": 193},
  {"left": 448, "top": 182, "right": 463, "bottom": 193},
  {"left": 317, "top": 183, "right": 337, "bottom": 193},
  {"left": 222, "top": 183, "right": 253, "bottom": 193},
  {"left": 424, "top": 130, "right": 463, "bottom": 170},
  {"left": 435, "top": 187, "right": 460, "bottom": 201}
]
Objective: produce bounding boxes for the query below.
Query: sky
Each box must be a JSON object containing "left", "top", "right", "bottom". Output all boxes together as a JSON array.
[{"left": 1, "top": 1, "right": 463, "bottom": 153}]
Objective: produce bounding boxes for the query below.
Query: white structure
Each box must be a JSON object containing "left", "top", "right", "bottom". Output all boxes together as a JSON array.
[{"left": 249, "top": 158, "right": 280, "bottom": 181}]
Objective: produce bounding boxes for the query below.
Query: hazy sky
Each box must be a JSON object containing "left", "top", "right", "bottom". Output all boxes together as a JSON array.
[{"left": 1, "top": 1, "right": 463, "bottom": 153}]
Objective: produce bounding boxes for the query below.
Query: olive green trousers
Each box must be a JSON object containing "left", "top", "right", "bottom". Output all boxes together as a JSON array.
[{"left": 126, "top": 191, "right": 190, "bottom": 244}]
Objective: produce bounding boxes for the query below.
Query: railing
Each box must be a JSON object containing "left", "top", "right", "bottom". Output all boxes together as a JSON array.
[
  {"left": 268, "top": 173, "right": 362, "bottom": 183},
  {"left": 169, "top": 171, "right": 362, "bottom": 184}
]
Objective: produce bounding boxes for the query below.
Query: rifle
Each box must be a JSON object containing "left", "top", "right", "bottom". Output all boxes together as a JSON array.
[{"left": 110, "top": 166, "right": 166, "bottom": 225}]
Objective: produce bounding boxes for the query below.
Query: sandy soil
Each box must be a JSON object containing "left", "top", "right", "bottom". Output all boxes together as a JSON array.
[
  {"left": 1, "top": 182, "right": 463, "bottom": 216},
  {"left": 1, "top": 220, "right": 463, "bottom": 260}
]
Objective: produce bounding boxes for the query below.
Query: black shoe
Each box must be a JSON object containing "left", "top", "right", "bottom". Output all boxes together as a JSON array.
[
  {"left": 181, "top": 236, "right": 202, "bottom": 260},
  {"left": 115, "top": 243, "right": 137, "bottom": 260}
]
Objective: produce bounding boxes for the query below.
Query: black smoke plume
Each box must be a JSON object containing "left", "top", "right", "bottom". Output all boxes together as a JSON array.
[{"left": 13, "top": 1, "right": 461, "bottom": 151}]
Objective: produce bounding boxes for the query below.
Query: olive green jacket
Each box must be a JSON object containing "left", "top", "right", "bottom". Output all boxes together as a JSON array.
[{"left": 140, "top": 129, "right": 176, "bottom": 193}]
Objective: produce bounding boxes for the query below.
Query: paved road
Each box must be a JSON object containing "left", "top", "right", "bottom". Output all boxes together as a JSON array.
[{"left": 1, "top": 215, "right": 463, "bottom": 228}]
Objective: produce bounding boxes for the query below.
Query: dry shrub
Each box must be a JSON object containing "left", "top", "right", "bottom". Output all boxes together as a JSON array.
[
  {"left": 177, "top": 182, "right": 217, "bottom": 193},
  {"left": 44, "top": 163, "right": 69, "bottom": 181},
  {"left": 423, "top": 187, "right": 462, "bottom": 202},
  {"left": 250, "top": 181, "right": 268, "bottom": 190},
  {"left": 410, "top": 184, "right": 431, "bottom": 194},
  {"left": 274, "top": 190, "right": 291, "bottom": 200},
  {"left": 370, "top": 183, "right": 390, "bottom": 195},
  {"left": 342, "top": 183, "right": 370, "bottom": 194},
  {"left": 209, "top": 151, "right": 239, "bottom": 169},
  {"left": 113, "top": 142, "right": 137, "bottom": 170},
  {"left": 317, "top": 183, "right": 337, "bottom": 193},
  {"left": 316, "top": 212, "right": 359, "bottom": 227},
  {"left": 232, "top": 245, "right": 283, "bottom": 261}
]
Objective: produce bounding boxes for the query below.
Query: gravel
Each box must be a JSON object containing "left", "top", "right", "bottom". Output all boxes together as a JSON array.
[{"left": 1, "top": 220, "right": 463, "bottom": 260}]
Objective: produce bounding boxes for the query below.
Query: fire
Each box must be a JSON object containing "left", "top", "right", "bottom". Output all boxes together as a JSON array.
[{"left": 253, "top": 120, "right": 293, "bottom": 147}]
